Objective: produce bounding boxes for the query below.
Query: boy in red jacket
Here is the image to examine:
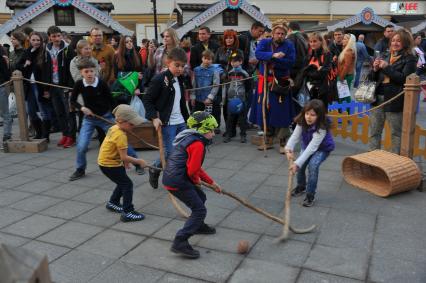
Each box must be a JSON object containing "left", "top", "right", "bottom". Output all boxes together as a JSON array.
[{"left": 162, "top": 111, "right": 221, "bottom": 259}]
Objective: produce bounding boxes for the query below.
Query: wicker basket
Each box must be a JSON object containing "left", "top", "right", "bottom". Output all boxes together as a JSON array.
[{"left": 342, "top": 150, "right": 422, "bottom": 197}]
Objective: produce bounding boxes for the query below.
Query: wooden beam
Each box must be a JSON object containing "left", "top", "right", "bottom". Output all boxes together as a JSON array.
[{"left": 400, "top": 74, "right": 420, "bottom": 158}]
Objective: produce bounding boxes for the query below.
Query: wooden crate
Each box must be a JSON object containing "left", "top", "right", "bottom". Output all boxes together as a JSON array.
[
  {"left": 127, "top": 123, "right": 159, "bottom": 149},
  {"left": 4, "top": 139, "right": 48, "bottom": 153}
]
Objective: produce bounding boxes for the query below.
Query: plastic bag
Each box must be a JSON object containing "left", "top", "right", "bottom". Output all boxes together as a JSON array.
[
  {"left": 130, "top": 96, "right": 147, "bottom": 122},
  {"left": 296, "top": 79, "right": 310, "bottom": 107},
  {"left": 337, "top": 80, "right": 351, "bottom": 99},
  {"left": 8, "top": 92, "right": 17, "bottom": 118}
]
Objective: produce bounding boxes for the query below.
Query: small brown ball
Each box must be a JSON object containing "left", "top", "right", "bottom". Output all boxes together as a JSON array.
[{"left": 237, "top": 240, "right": 250, "bottom": 254}]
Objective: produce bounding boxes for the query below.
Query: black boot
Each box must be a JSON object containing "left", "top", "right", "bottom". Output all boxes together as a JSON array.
[
  {"left": 41, "top": 120, "right": 51, "bottom": 143},
  {"left": 194, "top": 223, "right": 216, "bottom": 235},
  {"left": 31, "top": 119, "right": 43, "bottom": 139},
  {"left": 171, "top": 236, "right": 200, "bottom": 259},
  {"left": 149, "top": 167, "right": 161, "bottom": 189}
]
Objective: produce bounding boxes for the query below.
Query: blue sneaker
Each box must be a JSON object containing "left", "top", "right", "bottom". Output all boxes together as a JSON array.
[
  {"left": 106, "top": 202, "right": 123, "bottom": 213},
  {"left": 121, "top": 211, "right": 145, "bottom": 222}
]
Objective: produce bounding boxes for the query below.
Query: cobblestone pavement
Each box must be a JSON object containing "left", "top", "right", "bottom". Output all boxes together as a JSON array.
[{"left": 0, "top": 123, "right": 426, "bottom": 282}]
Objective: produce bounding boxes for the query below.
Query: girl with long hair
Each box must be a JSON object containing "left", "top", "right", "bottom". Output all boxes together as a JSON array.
[
  {"left": 148, "top": 28, "right": 180, "bottom": 75},
  {"left": 337, "top": 33, "right": 357, "bottom": 103},
  {"left": 284, "top": 99, "right": 335, "bottom": 207}
]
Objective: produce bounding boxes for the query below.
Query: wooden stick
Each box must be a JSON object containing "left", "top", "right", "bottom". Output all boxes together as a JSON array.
[
  {"left": 262, "top": 63, "right": 268, "bottom": 157},
  {"left": 92, "top": 113, "right": 159, "bottom": 150},
  {"left": 157, "top": 126, "right": 189, "bottom": 218},
  {"left": 276, "top": 159, "right": 294, "bottom": 242},
  {"left": 201, "top": 181, "right": 315, "bottom": 234}
]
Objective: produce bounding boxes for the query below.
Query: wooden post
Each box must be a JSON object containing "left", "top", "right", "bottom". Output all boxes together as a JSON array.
[
  {"left": 4, "top": 71, "right": 48, "bottom": 153},
  {"left": 400, "top": 74, "right": 420, "bottom": 158},
  {"left": 12, "top": 70, "right": 29, "bottom": 141}
]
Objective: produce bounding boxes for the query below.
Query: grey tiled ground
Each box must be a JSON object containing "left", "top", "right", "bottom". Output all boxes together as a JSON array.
[{"left": 1, "top": 127, "right": 426, "bottom": 282}]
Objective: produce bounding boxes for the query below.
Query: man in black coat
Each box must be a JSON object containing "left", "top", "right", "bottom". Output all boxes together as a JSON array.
[
  {"left": 190, "top": 27, "right": 220, "bottom": 70},
  {"left": 374, "top": 25, "right": 395, "bottom": 54}
]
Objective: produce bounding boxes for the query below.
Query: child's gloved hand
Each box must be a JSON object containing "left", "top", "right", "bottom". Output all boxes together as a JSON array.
[{"left": 212, "top": 183, "right": 222, "bottom": 194}]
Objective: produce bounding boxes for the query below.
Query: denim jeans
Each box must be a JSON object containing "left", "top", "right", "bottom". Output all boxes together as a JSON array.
[
  {"left": 33, "top": 84, "right": 53, "bottom": 121},
  {"left": 76, "top": 113, "right": 139, "bottom": 170},
  {"left": 354, "top": 63, "right": 363, "bottom": 89},
  {"left": 153, "top": 122, "right": 186, "bottom": 168},
  {"left": 100, "top": 165, "right": 134, "bottom": 213},
  {"left": 170, "top": 186, "right": 207, "bottom": 239},
  {"left": 50, "top": 87, "right": 71, "bottom": 136},
  {"left": 0, "top": 86, "right": 12, "bottom": 138},
  {"left": 296, "top": 150, "right": 330, "bottom": 196},
  {"left": 76, "top": 113, "right": 113, "bottom": 170},
  {"left": 26, "top": 84, "right": 39, "bottom": 121}
]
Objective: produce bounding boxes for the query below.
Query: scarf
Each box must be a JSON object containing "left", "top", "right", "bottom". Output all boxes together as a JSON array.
[{"left": 383, "top": 52, "right": 401, "bottom": 84}]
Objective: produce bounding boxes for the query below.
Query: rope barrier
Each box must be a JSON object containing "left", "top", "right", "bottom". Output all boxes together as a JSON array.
[
  {"left": 0, "top": 80, "right": 12, "bottom": 88},
  {"left": 22, "top": 75, "right": 256, "bottom": 95},
  {"left": 326, "top": 90, "right": 405, "bottom": 118}
]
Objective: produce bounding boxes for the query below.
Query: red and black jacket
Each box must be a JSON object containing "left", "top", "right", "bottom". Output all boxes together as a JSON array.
[{"left": 162, "top": 131, "right": 213, "bottom": 190}]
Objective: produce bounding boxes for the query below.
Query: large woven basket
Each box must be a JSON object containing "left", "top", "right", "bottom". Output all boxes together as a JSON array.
[{"left": 342, "top": 150, "right": 422, "bottom": 197}]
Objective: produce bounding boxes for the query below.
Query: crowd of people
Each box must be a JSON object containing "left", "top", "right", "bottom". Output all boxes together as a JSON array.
[{"left": 0, "top": 20, "right": 424, "bottom": 258}]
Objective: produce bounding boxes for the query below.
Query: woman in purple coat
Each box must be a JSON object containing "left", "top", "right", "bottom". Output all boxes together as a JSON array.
[{"left": 250, "top": 20, "right": 296, "bottom": 153}]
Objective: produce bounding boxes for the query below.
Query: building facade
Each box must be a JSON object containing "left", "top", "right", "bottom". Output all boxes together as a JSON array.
[{"left": 1, "top": 0, "right": 425, "bottom": 40}]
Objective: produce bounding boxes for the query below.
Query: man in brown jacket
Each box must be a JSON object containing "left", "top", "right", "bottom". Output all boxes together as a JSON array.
[{"left": 90, "top": 27, "right": 115, "bottom": 85}]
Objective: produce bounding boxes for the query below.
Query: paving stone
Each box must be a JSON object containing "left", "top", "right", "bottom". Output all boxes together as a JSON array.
[
  {"left": 0, "top": 175, "right": 36, "bottom": 189},
  {"left": 261, "top": 174, "right": 288, "bottom": 187},
  {"left": 156, "top": 273, "right": 207, "bottom": 283},
  {"left": 9, "top": 195, "right": 63, "bottom": 212},
  {"left": 376, "top": 214, "right": 426, "bottom": 237},
  {"left": 153, "top": 219, "right": 187, "bottom": 242},
  {"left": 0, "top": 231, "right": 30, "bottom": 246},
  {"left": 228, "top": 171, "right": 269, "bottom": 185},
  {"left": 40, "top": 200, "right": 97, "bottom": 220},
  {"left": 122, "top": 238, "right": 243, "bottom": 282},
  {"left": 368, "top": 255, "right": 426, "bottom": 283},
  {"left": 0, "top": 190, "right": 33, "bottom": 206},
  {"left": 142, "top": 195, "right": 185, "bottom": 218},
  {"left": 0, "top": 154, "right": 38, "bottom": 163},
  {"left": 44, "top": 159, "right": 74, "bottom": 170},
  {"left": 112, "top": 213, "right": 172, "bottom": 236},
  {"left": 38, "top": 221, "right": 103, "bottom": 248},
  {"left": 251, "top": 185, "right": 285, "bottom": 201},
  {"left": 89, "top": 261, "right": 165, "bottom": 283},
  {"left": 70, "top": 173, "right": 118, "bottom": 188},
  {"left": 19, "top": 167, "right": 62, "bottom": 179},
  {"left": 304, "top": 244, "right": 369, "bottom": 280},
  {"left": 219, "top": 210, "right": 271, "bottom": 234},
  {"left": 49, "top": 250, "right": 114, "bottom": 283},
  {"left": 316, "top": 209, "right": 375, "bottom": 250},
  {"left": 43, "top": 183, "right": 92, "bottom": 199},
  {"left": 204, "top": 204, "right": 232, "bottom": 226},
  {"left": 241, "top": 162, "right": 281, "bottom": 174},
  {"left": 2, "top": 214, "right": 65, "bottom": 238},
  {"left": 297, "top": 270, "right": 363, "bottom": 283},
  {"left": 42, "top": 169, "right": 75, "bottom": 183},
  {"left": 0, "top": 171, "right": 12, "bottom": 179},
  {"left": 373, "top": 232, "right": 426, "bottom": 264},
  {"left": 330, "top": 185, "right": 386, "bottom": 215},
  {"left": 22, "top": 240, "right": 71, "bottom": 262},
  {"left": 72, "top": 188, "right": 112, "bottom": 204},
  {"left": 248, "top": 235, "right": 311, "bottom": 267},
  {"left": 212, "top": 159, "right": 249, "bottom": 170},
  {"left": 0, "top": 164, "right": 36, "bottom": 175},
  {"left": 238, "top": 197, "right": 284, "bottom": 215},
  {"left": 14, "top": 179, "right": 63, "bottom": 194},
  {"left": 23, "top": 156, "right": 60, "bottom": 166},
  {"left": 229, "top": 258, "right": 299, "bottom": 283},
  {"left": 78, "top": 230, "right": 145, "bottom": 259},
  {"left": 205, "top": 167, "right": 237, "bottom": 182},
  {"left": 197, "top": 227, "right": 259, "bottom": 254},
  {"left": 0, "top": 207, "right": 31, "bottom": 228},
  {"left": 75, "top": 206, "right": 121, "bottom": 227}
]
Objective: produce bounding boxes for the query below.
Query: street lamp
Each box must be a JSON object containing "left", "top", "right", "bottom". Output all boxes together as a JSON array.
[{"left": 151, "top": 0, "right": 158, "bottom": 41}]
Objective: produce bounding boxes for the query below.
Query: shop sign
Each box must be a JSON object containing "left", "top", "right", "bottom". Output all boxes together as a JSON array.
[{"left": 390, "top": 2, "right": 419, "bottom": 14}]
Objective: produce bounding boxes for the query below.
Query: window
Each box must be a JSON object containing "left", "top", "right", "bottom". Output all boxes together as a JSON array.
[
  {"left": 54, "top": 7, "right": 75, "bottom": 26},
  {"left": 223, "top": 9, "right": 238, "bottom": 26}
]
